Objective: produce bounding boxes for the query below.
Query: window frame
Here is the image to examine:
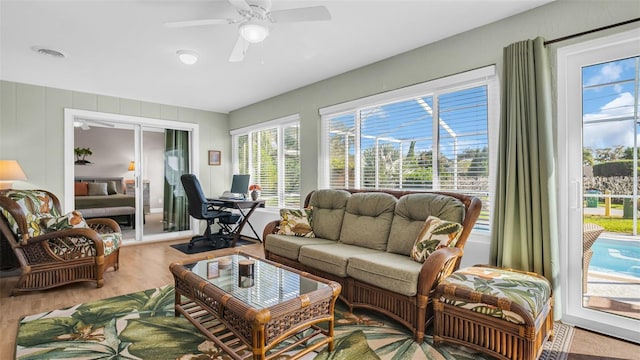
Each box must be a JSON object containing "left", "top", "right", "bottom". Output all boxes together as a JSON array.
[
  {"left": 231, "top": 114, "right": 301, "bottom": 208},
  {"left": 319, "top": 66, "right": 499, "bottom": 230}
]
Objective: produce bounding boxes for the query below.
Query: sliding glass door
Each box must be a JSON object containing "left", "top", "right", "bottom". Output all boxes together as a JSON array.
[
  {"left": 64, "top": 109, "right": 199, "bottom": 243},
  {"left": 558, "top": 29, "right": 640, "bottom": 343}
]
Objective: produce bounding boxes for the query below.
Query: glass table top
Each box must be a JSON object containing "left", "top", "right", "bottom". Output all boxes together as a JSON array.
[{"left": 185, "top": 254, "right": 328, "bottom": 309}]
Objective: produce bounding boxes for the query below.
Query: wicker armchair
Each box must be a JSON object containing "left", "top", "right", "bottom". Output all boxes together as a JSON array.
[{"left": 0, "top": 189, "right": 121, "bottom": 295}]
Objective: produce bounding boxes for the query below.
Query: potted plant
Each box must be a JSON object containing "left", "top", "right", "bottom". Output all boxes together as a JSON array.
[
  {"left": 249, "top": 184, "right": 261, "bottom": 200},
  {"left": 74, "top": 147, "right": 93, "bottom": 165}
]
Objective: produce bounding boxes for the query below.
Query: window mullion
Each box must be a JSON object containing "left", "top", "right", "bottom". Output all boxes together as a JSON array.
[
  {"left": 277, "top": 126, "right": 284, "bottom": 207},
  {"left": 355, "top": 110, "right": 361, "bottom": 189},
  {"left": 432, "top": 95, "right": 440, "bottom": 189}
]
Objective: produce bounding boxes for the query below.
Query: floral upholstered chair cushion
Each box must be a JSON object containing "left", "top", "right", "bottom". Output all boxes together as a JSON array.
[
  {"left": 1, "top": 190, "right": 121, "bottom": 257},
  {"left": 410, "top": 216, "right": 463, "bottom": 263},
  {"left": 440, "top": 266, "right": 551, "bottom": 324},
  {"left": 46, "top": 231, "right": 122, "bottom": 258},
  {"left": 0, "top": 190, "right": 61, "bottom": 240},
  {"left": 41, "top": 210, "right": 89, "bottom": 231},
  {"left": 278, "top": 208, "right": 315, "bottom": 238}
]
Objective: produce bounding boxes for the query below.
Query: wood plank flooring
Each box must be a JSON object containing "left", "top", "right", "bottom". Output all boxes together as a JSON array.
[{"left": 1, "top": 238, "right": 638, "bottom": 359}]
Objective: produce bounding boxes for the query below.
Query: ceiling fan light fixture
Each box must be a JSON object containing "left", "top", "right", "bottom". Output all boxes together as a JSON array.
[
  {"left": 177, "top": 50, "right": 198, "bottom": 65},
  {"left": 239, "top": 21, "right": 269, "bottom": 43}
]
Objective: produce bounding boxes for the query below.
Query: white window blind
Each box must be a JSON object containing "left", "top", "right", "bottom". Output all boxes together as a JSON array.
[
  {"left": 232, "top": 115, "right": 301, "bottom": 208},
  {"left": 320, "top": 66, "right": 496, "bottom": 228}
]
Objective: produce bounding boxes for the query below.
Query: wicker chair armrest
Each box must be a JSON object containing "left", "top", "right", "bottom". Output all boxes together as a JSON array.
[
  {"left": 417, "top": 246, "right": 463, "bottom": 296},
  {"left": 86, "top": 218, "right": 122, "bottom": 234},
  {"left": 262, "top": 219, "right": 280, "bottom": 241},
  {"left": 23, "top": 228, "right": 105, "bottom": 257}
]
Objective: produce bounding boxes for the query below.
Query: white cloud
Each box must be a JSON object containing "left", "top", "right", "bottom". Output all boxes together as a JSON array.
[
  {"left": 585, "top": 62, "right": 623, "bottom": 87},
  {"left": 583, "top": 121, "right": 635, "bottom": 149},
  {"left": 583, "top": 92, "right": 635, "bottom": 121},
  {"left": 583, "top": 92, "right": 637, "bottom": 149}
]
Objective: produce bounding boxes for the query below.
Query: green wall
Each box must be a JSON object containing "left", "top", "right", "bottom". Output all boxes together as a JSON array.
[
  {"left": 228, "top": 0, "right": 640, "bottom": 199},
  {"left": 0, "top": 81, "right": 230, "bottom": 209},
  {"left": 1, "top": 1, "right": 638, "bottom": 209}
]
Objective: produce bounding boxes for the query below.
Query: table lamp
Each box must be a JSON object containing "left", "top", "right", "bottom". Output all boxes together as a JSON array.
[{"left": 0, "top": 160, "right": 28, "bottom": 190}]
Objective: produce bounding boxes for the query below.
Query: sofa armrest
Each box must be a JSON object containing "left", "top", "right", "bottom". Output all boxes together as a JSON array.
[
  {"left": 262, "top": 219, "right": 280, "bottom": 243},
  {"left": 417, "top": 246, "right": 463, "bottom": 296}
]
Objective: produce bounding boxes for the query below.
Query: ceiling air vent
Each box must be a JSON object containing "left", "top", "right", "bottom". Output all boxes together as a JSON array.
[{"left": 31, "top": 46, "right": 66, "bottom": 58}]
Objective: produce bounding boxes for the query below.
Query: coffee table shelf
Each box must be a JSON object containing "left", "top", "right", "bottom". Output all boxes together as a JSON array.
[{"left": 170, "top": 252, "right": 341, "bottom": 360}]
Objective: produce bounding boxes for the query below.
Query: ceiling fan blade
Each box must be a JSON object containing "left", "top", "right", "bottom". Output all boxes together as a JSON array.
[
  {"left": 228, "top": 0, "right": 252, "bottom": 13},
  {"left": 164, "top": 18, "right": 233, "bottom": 28},
  {"left": 270, "top": 6, "right": 331, "bottom": 23},
  {"left": 229, "top": 35, "right": 249, "bottom": 62}
]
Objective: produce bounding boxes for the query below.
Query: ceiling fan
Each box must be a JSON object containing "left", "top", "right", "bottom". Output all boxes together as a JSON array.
[
  {"left": 74, "top": 119, "right": 115, "bottom": 130},
  {"left": 164, "top": 0, "right": 331, "bottom": 62}
]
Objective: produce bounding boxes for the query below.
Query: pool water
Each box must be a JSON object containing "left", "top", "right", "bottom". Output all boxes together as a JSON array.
[{"left": 590, "top": 238, "right": 640, "bottom": 279}]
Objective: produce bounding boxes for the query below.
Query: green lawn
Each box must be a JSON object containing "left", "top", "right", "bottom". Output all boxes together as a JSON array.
[{"left": 583, "top": 216, "right": 635, "bottom": 233}]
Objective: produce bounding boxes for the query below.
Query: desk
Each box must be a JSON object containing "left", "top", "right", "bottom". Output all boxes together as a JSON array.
[{"left": 208, "top": 198, "right": 265, "bottom": 247}]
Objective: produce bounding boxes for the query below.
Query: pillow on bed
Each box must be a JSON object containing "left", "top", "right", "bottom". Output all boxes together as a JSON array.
[
  {"left": 88, "top": 182, "right": 108, "bottom": 196},
  {"left": 75, "top": 182, "right": 89, "bottom": 196},
  {"left": 107, "top": 181, "right": 120, "bottom": 195}
]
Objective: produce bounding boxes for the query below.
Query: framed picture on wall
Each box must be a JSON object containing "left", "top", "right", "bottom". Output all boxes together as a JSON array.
[{"left": 208, "top": 150, "right": 221, "bottom": 166}]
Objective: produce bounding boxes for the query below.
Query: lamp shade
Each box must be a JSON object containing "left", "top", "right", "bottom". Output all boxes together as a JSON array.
[
  {"left": 128, "top": 161, "right": 135, "bottom": 171},
  {"left": 0, "top": 160, "right": 27, "bottom": 190}
]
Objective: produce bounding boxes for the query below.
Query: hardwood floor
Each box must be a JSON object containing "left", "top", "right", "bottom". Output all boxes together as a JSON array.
[{"left": 1, "top": 238, "right": 638, "bottom": 359}]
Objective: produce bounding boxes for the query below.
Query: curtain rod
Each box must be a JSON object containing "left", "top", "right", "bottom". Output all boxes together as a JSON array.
[{"left": 544, "top": 17, "right": 640, "bottom": 46}]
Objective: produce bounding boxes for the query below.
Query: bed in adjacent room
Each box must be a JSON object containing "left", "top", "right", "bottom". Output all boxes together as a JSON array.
[{"left": 74, "top": 176, "right": 135, "bottom": 210}]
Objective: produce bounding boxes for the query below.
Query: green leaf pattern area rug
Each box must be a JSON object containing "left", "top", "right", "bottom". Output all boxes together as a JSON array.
[{"left": 16, "top": 286, "right": 572, "bottom": 360}]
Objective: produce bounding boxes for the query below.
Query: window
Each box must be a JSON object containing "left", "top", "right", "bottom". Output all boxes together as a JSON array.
[
  {"left": 232, "top": 114, "right": 301, "bottom": 208},
  {"left": 320, "top": 66, "right": 498, "bottom": 227},
  {"left": 582, "top": 56, "right": 639, "bottom": 236}
]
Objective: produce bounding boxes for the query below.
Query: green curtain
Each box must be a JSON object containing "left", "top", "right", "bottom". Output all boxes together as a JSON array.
[
  {"left": 491, "top": 37, "right": 560, "bottom": 318},
  {"left": 163, "top": 129, "right": 190, "bottom": 231}
]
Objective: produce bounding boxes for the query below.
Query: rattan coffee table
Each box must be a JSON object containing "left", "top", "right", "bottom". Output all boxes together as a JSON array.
[{"left": 170, "top": 252, "right": 341, "bottom": 360}]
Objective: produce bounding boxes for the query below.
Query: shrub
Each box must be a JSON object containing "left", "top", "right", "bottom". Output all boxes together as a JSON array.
[{"left": 593, "top": 160, "right": 634, "bottom": 177}]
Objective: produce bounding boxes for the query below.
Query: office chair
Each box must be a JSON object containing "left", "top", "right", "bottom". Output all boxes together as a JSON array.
[{"left": 180, "top": 174, "right": 240, "bottom": 249}]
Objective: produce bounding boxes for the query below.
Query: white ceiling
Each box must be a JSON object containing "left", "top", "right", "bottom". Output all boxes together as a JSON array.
[{"left": 0, "top": 0, "right": 553, "bottom": 113}]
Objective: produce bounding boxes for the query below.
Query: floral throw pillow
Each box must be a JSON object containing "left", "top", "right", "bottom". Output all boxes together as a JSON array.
[
  {"left": 410, "top": 215, "right": 463, "bottom": 263},
  {"left": 277, "top": 208, "right": 315, "bottom": 238},
  {"left": 41, "top": 210, "right": 89, "bottom": 232}
]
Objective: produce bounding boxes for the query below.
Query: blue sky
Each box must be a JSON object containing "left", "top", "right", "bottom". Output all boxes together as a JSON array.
[
  {"left": 583, "top": 57, "right": 639, "bottom": 150},
  {"left": 330, "top": 87, "right": 488, "bottom": 160}
]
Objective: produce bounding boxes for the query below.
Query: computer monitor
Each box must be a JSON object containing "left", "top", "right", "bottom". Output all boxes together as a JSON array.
[{"left": 230, "top": 174, "right": 250, "bottom": 197}]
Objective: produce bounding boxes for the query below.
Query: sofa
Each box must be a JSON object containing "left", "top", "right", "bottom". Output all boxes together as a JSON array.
[{"left": 262, "top": 188, "right": 481, "bottom": 342}]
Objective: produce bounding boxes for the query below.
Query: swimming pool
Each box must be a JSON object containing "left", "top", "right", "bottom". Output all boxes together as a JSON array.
[{"left": 590, "top": 238, "right": 640, "bottom": 279}]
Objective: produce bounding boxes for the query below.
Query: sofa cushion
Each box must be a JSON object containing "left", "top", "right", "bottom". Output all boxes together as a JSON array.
[
  {"left": 410, "top": 216, "right": 463, "bottom": 263},
  {"left": 277, "top": 208, "right": 314, "bottom": 237},
  {"left": 264, "top": 234, "right": 335, "bottom": 260},
  {"left": 387, "top": 193, "right": 466, "bottom": 256},
  {"left": 74, "top": 182, "right": 89, "bottom": 196},
  {"left": 339, "top": 192, "right": 396, "bottom": 250},
  {"left": 308, "top": 189, "right": 350, "bottom": 240},
  {"left": 88, "top": 182, "right": 108, "bottom": 196},
  {"left": 106, "top": 181, "right": 120, "bottom": 195},
  {"left": 347, "top": 252, "right": 423, "bottom": 297},
  {"left": 298, "top": 243, "right": 379, "bottom": 277}
]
